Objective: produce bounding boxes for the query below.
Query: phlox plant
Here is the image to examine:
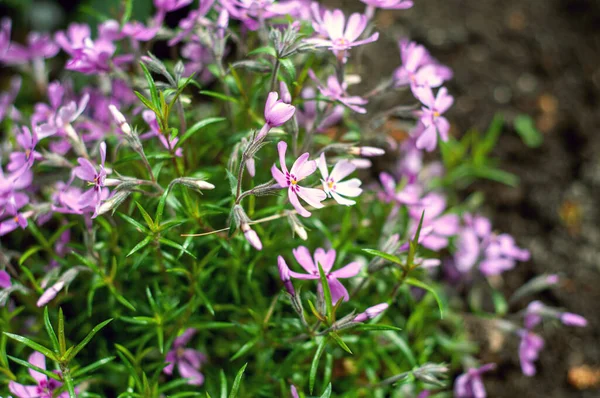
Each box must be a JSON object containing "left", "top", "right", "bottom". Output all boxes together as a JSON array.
[{"left": 0, "top": 1, "right": 586, "bottom": 397}]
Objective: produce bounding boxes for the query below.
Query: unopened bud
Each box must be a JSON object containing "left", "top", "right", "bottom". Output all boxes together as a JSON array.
[
  {"left": 242, "top": 223, "right": 262, "bottom": 250},
  {"left": 509, "top": 273, "right": 561, "bottom": 304},
  {"left": 36, "top": 266, "right": 87, "bottom": 307},
  {"left": 347, "top": 158, "right": 372, "bottom": 169},
  {"left": 354, "top": 303, "right": 389, "bottom": 323},
  {"left": 287, "top": 212, "right": 307, "bottom": 240},
  {"left": 40, "top": 151, "right": 72, "bottom": 168},
  {"left": 280, "top": 81, "right": 292, "bottom": 104},
  {"left": 412, "top": 363, "right": 449, "bottom": 387},
  {"left": 349, "top": 146, "right": 385, "bottom": 157},
  {"left": 560, "top": 313, "right": 588, "bottom": 327},
  {"left": 278, "top": 256, "right": 295, "bottom": 296},
  {"left": 109, "top": 104, "right": 133, "bottom": 137},
  {"left": 175, "top": 177, "right": 216, "bottom": 193},
  {"left": 94, "top": 190, "right": 131, "bottom": 217}
]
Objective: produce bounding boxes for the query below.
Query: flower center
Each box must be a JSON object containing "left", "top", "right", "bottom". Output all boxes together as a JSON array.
[
  {"left": 433, "top": 111, "right": 440, "bottom": 118},
  {"left": 13, "top": 216, "right": 19, "bottom": 223},
  {"left": 25, "top": 149, "right": 32, "bottom": 159}
]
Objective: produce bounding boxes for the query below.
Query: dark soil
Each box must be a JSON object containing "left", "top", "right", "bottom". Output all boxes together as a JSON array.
[{"left": 353, "top": 0, "right": 600, "bottom": 396}]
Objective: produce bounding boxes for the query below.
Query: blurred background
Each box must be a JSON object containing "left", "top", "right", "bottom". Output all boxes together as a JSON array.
[{"left": 2, "top": 0, "right": 600, "bottom": 396}]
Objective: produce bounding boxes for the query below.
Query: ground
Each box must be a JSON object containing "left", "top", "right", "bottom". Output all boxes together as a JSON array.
[{"left": 352, "top": 0, "right": 600, "bottom": 395}]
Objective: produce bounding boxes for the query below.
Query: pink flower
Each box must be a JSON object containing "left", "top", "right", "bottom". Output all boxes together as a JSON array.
[
  {"left": 408, "top": 192, "right": 459, "bottom": 251},
  {"left": 2, "top": 32, "right": 58, "bottom": 65},
  {"left": 0, "top": 270, "right": 11, "bottom": 289},
  {"left": 73, "top": 142, "right": 110, "bottom": 216},
  {"left": 394, "top": 40, "right": 452, "bottom": 92},
  {"left": 518, "top": 329, "right": 544, "bottom": 377},
  {"left": 54, "top": 23, "right": 91, "bottom": 56},
  {"left": 296, "top": 87, "right": 344, "bottom": 133},
  {"left": 7, "top": 126, "right": 42, "bottom": 175},
  {"left": 354, "top": 303, "right": 389, "bottom": 322},
  {"left": 257, "top": 92, "right": 296, "bottom": 140},
  {"left": 271, "top": 141, "right": 326, "bottom": 218},
  {"left": 284, "top": 246, "right": 362, "bottom": 303},
  {"left": 317, "top": 153, "right": 362, "bottom": 205},
  {"left": 412, "top": 86, "right": 454, "bottom": 152},
  {"left": 164, "top": 329, "right": 207, "bottom": 386},
  {"left": 360, "top": 0, "right": 413, "bottom": 9},
  {"left": 309, "top": 70, "right": 368, "bottom": 114},
  {"left": 0, "top": 18, "right": 11, "bottom": 61},
  {"left": 306, "top": 8, "right": 379, "bottom": 62},
  {"left": 454, "top": 363, "right": 496, "bottom": 398},
  {"left": 8, "top": 352, "right": 70, "bottom": 398}
]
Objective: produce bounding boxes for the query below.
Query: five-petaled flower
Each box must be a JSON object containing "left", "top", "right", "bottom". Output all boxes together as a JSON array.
[
  {"left": 412, "top": 86, "right": 454, "bottom": 151},
  {"left": 307, "top": 8, "right": 379, "bottom": 62},
  {"left": 271, "top": 141, "right": 326, "bottom": 218},
  {"left": 309, "top": 70, "right": 368, "bottom": 114},
  {"left": 318, "top": 153, "right": 362, "bottom": 205},
  {"left": 282, "top": 246, "right": 362, "bottom": 303},
  {"left": 164, "top": 328, "right": 207, "bottom": 386},
  {"left": 9, "top": 352, "right": 71, "bottom": 398},
  {"left": 73, "top": 142, "right": 110, "bottom": 216}
]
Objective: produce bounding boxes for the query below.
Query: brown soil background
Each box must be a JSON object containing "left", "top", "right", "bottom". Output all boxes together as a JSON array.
[{"left": 346, "top": 0, "right": 600, "bottom": 396}]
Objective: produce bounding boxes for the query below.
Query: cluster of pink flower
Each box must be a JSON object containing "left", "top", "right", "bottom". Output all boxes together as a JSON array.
[{"left": 0, "top": 0, "right": 588, "bottom": 396}]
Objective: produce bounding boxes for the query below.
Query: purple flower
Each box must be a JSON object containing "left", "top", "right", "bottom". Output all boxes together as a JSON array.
[
  {"left": 0, "top": 76, "right": 21, "bottom": 123},
  {"left": 277, "top": 255, "right": 296, "bottom": 296},
  {"left": 3, "top": 32, "right": 58, "bottom": 65},
  {"left": 7, "top": 126, "right": 42, "bottom": 174},
  {"left": 242, "top": 223, "right": 263, "bottom": 251},
  {"left": 360, "top": 0, "right": 413, "bottom": 9},
  {"left": 354, "top": 303, "right": 389, "bottom": 322},
  {"left": 181, "top": 42, "right": 214, "bottom": 81},
  {"left": 518, "top": 329, "right": 544, "bottom": 376},
  {"left": 257, "top": 92, "right": 296, "bottom": 140},
  {"left": 168, "top": 1, "right": 215, "bottom": 45},
  {"left": 0, "top": 270, "right": 11, "bottom": 289},
  {"left": 479, "top": 233, "right": 529, "bottom": 276},
  {"left": 0, "top": 18, "right": 11, "bottom": 60},
  {"left": 284, "top": 246, "right": 362, "bottom": 303},
  {"left": 394, "top": 39, "right": 452, "bottom": 91},
  {"left": 377, "top": 172, "right": 421, "bottom": 205},
  {"left": 295, "top": 87, "right": 344, "bottom": 133},
  {"left": 412, "top": 86, "right": 454, "bottom": 151},
  {"left": 73, "top": 142, "right": 109, "bottom": 215},
  {"left": 164, "top": 329, "right": 207, "bottom": 386},
  {"left": 317, "top": 153, "right": 362, "bottom": 205},
  {"left": 454, "top": 363, "right": 496, "bottom": 398},
  {"left": 155, "top": 0, "right": 193, "bottom": 12},
  {"left": 307, "top": 8, "right": 379, "bottom": 62},
  {"left": 309, "top": 70, "right": 368, "bottom": 114},
  {"left": 55, "top": 23, "right": 91, "bottom": 56},
  {"left": 8, "top": 352, "right": 69, "bottom": 398},
  {"left": 408, "top": 192, "right": 459, "bottom": 251},
  {"left": 271, "top": 141, "right": 326, "bottom": 218},
  {"left": 525, "top": 300, "right": 587, "bottom": 329},
  {"left": 66, "top": 38, "right": 120, "bottom": 75}
]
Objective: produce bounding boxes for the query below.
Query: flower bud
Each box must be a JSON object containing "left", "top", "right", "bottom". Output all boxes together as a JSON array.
[
  {"left": 560, "top": 312, "right": 587, "bottom": 327},
  {"left": 287, "top": 212, "right": 307, "bottom": 240},
  {"left": 348, "top": 146, "right": 385, "bottom": 157},
  {"left": 354, "top": 303, "right": 389, "bottom": 322},
  {"left": 109, "top": 104, "right": 133, "bottom": 137},
  {"left": 280, "top": 81, "right": 292, "bottom": 104},
  {"left": 347, "top": 158, "right": 372, "bottom": 169},
  {"left": 412, "top": 363, "right": 449, "bottom": 387},
  {"left": 242, "top": 223, "right": 263, "bottom": 250},
  {"left": 278, "top": 256, "right": 295, "bottom": 296},
  {"left": 175, "top": 177, "right": 216, "bottom": 192},
  {"left": 94, "top": 190, "right": 131, "bottom": 217}
]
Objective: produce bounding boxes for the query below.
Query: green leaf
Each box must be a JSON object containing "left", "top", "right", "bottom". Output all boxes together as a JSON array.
[
  {"left": 473, "top": 166, "right": 519, "bottom": 187},
  {"left": 4, "top": 333, "right": 56, "bottom": 360},
  {"left": 158, "top": 238, "right": 197, "bottom": 259},
  {"left": 134, "top": 91, "right": 158, "bottom": 113},
  {"left": 362, "top": 249, "right": 404, "bottom": 266},
  {"left": 319, "top": 383, "right": 332, "bottom": 398},
  {"left": 329, "top": 332, "right": 352, "bottom": 354},
  {"left": 220, "top": 370, "right": 228, "bottom": 398},
  {"left": 355, "top": 324, "right": 402, "bottom": 332},
  {"left": 317, "top": 262, "right": 333, "bottom": 319},
  {"left": 384, "top": 331, "right": 416, "bottom": 367},
  {"left": 135, "top": 202, "right": 156, "bottom": 231},
  {"left": 127, "top": 236, "right": 153, "bottom": 257},
  {"left": 514, "top": 115, "right": 543, "bottom": 148},
  {"left": 140, "top": 62, "right": 159, "bottom": 108},
  {"left": 228, "top": 363, "right": 248, "bottom": 398},
  {"left": 8, "top": 355, "right": 62, "bottom": 381},
  {"left": 58, "top": 308, "right": 66, "bottom": 355},
  {"left": 248, "top": 46, "right": 277, "bottom": 57},
  {"left": 199, "top": 90, "right": 240, "bottom": 104},
  {"left": 43, "top": 307, "right": 59, "bottom": 354},
  {"left": 66, "top": 318, "right": 113, "bottom": 361},
  {"left": 117, "top": 212, "right": 148, "bottom": 233},
  {"left": 72, "top": 356, "right": 115, "bottom": 377},
  {"left": 176, "top": 117, "right": 226, "bottom": 148},
  {"left": 309, "top": 338, "right": 327, "bottom": 394},
  {"left": 279, "top": 58, "right": 296, "bottom": 81},
  {"left": 230, "top": 338, "right": 258, "bottom": 362},
  {"left": 405, "top": 278, "right": 444, "bottom": 318},
  {"left": 19, "top": 245, "right": 43, "bottom": 265}
]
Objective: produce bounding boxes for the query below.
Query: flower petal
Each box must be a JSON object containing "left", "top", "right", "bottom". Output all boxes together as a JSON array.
[
  {"left": 314, "top": 248, "right": 336, "bottom": 273},
  {"left": 292, "top": 246, "right": 316, "bottom": 274},
  {"left": 327, "top": 278, "right": 350, "bottom": 303},
  {"left": 296, "top": 186, "right": 326, "bottom": 209},
  {"left": 27, "top": 352, "right": 47, "bottom": 383},
  {"left": 329, "top": 160, "right": 356, "bottom": 182},
  {"left": 330, "top": 261, "right": 362, "bottom": 279}
]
